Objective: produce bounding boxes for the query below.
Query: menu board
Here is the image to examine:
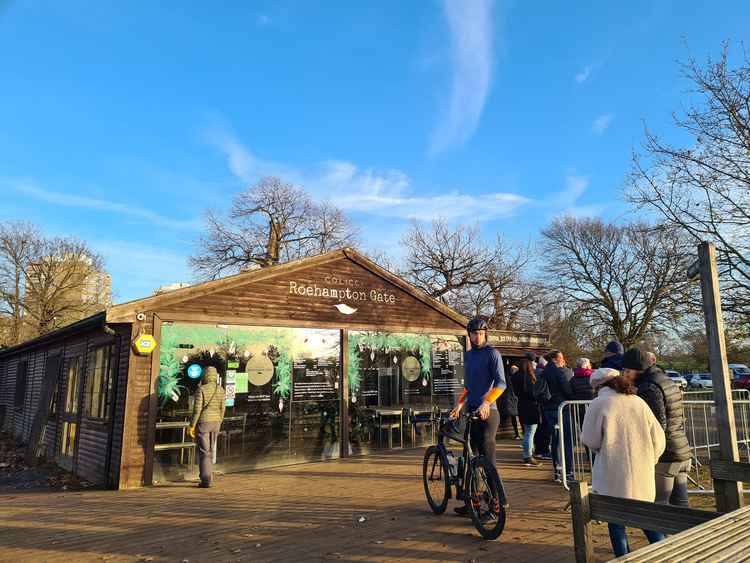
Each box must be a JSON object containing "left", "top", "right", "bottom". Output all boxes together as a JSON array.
[
  {"left": 292, "top": 357, "right": 339, "bottom": 402},
  {"left": 359, "top": 368, "right": 380, "bottom": 406},
  {"left": 432, "top": 348, "right": 465, "bottom": 396}
]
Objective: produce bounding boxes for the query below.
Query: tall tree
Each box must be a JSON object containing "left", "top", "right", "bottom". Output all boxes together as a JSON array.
[
  {"left": 628, "top": 42, "right": 750, "bottom": 317},
  {"left": 0, "top": 221, "right": 108, "bottom": 343},
  {"left": 400, "top": 220, "right": 537, "bottom": 328},
  {"left": 23, "top": 237, "right": 108, "bottom": 336},
  {"left": 189, "top": 176, "right": 358, "bottom": 279},
  {"left": 0, "top": 222, "right": 41, "bottom": 346},
  {"left": 541, "top": 216, "right": 694, "bottom": 347}
]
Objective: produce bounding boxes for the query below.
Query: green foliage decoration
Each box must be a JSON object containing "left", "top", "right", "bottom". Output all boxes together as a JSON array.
[{"left": 348, "top": 331, "right": 433, "bottom": 392}]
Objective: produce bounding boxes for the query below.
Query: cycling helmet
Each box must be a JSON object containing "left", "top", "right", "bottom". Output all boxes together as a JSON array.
[{"left": 466, "top": 317, "right": 488, "bottom": 333}]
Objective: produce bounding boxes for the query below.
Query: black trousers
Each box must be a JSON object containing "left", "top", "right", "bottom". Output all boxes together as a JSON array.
[
  {"left": 469, "top": 409, "right": 500, "bottom": 468},
  {"left": 534, "top": 413, "right": 552, "bottom": 455}
]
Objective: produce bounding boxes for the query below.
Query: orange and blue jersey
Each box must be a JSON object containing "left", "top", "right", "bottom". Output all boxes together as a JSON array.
[{"left": 461, "top": 345, "right": 506, "bottom": 411}]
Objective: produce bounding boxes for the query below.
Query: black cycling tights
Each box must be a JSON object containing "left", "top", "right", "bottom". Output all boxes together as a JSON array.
[{"left": 469, "top": 409, "right": 500, "bottom": 468}]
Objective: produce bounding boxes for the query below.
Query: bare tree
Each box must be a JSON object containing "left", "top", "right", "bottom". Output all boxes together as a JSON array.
[
  {"left": 400, "top": 220, "right": 537, "bottom": 328},
  {"left": 628, "top": 42, "right": 750, "bottom": 316},
  {"left": 541, "top": 216, "right": 694, "bottom": 348},
  {"left": 0, "top": 221, "right": 109, "bottom": 343},
  {"left": 23, "top": 238, "right": 108, "bottom": 336},
  {"left": 0, "top": 222, "right": 41, "bottom": 345},
  {"left": 401, "top": 220, "right": 496, "bottom": 304},
  {"left": 189, "top": 177, "right": 359, "bottom": 278}
]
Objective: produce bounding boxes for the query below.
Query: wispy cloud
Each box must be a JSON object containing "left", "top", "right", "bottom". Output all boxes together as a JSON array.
[
  {"left": 203, "top": 123, "right": 300, "bottom": 184},
  {"left": 206, "top": 124, "right": 529, "bottom": 222},
  {"left": 553, "top": 174, "right": 605, "bottom": 218},
  {"left": 10, "top": 180, "right": 202, "bottom": 231},
  {"left": 575, "top": 65, "right": 593, "bottom": 83},
  {"left": 318, "top": 160, "right": 528, "bottom": 221},
  {"left": 592, "top": 114, "right": 614, "bottom": 135},
  {"left": 429, "top": 0, "right": 494, "bottom": 155}
]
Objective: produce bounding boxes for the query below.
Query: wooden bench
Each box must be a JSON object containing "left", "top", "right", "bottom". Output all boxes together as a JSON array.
[{"left": 570, "top": 481, "right": 720, "bottom": 562}]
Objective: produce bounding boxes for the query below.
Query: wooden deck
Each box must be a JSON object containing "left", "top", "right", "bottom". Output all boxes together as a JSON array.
[{"left": 0, "top": 443, "right": 646, "bottom": 562}]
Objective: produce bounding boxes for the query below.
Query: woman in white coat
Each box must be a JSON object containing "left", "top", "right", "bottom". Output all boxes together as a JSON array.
[{"left": 581, "top": 367, "right": 667, "bottom": 558}]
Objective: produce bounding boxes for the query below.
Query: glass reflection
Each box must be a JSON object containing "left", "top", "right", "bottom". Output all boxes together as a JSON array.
[{"left": 155, "top": 323, "right": 340, "bottom": 483}]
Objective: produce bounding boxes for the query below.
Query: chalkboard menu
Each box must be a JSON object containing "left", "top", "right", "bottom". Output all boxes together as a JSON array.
[
  {"left": 432, "top": 348, "right": 464, "bottom": 396},
  {"left": 292, "top": 357, "right": 339, "bottom": 402}
]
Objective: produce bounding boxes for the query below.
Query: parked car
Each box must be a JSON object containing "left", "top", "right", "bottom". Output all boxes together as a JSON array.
[
  {"left": 665, "top": 370, "right": 688, "bottom": 390},
  {"left": 734, "top": 373, "right": 750, "bottom": 391},
  {"left": 728, "top": 363, "right": 750, "bottom": 381},
  {"left": 690, "top": 373, "right": 714, "bottom": 389}
]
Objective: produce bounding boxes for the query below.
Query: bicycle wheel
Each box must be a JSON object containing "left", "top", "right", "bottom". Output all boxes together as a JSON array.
[
  {"left": 422, "top": 445, "right": 450, "bottom": 514},
  {"left": 467, "top": 456, "right": 507, "bottom": 540}
]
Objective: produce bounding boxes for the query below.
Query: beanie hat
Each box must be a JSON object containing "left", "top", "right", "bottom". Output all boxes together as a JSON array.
[
  {"left": 590, "top": 367, "right": 620, "bottom": 388},
  {"left": 622, "top": 348, "right": 648, "bottom": 371},
  {"left": 524, "top": 351, "right": 536, "bottom": 361},
  {"left": 605, "top": 340, "right": 624, "bottom": 355},
  {"left": 203, "top": 366, "right": 219, "bottom": 382}
]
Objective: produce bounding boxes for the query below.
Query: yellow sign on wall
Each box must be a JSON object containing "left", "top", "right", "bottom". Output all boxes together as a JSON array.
[{"left": 134, "top": 334, "right": 157, "bottom": 355}]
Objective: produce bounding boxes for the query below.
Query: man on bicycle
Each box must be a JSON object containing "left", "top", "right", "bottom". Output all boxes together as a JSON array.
[{"left": 450, "top": 317, "right": 506, "bottom": 514}]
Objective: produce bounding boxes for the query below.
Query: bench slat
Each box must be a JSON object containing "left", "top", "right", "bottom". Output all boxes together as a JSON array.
[
  {"left": 589, "top": 494, "right": 718, "bottom": 535},
  {"left": 710, "top": 459, "right": 750, "bottom": 483}
]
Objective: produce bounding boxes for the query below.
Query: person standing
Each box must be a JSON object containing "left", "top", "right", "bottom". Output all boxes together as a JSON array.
[
  {"left": 571, "top": 357, "right": 594, "bottom": 401},
  {"left": 512, "top": 358, "right": 547, "bottom": 466},
  {"left": 450, "top": 318, "right": 506, "bottom": 515},
  {"left": 622, "top": 348, "right": 692, "bottom": 507},
  {"left": 188, "top": 366, "right": 226, "bottom": 488},
  {"left": 601, "top": 341, "right": 624, "bottom": 370},
  {"left": 541, "top": 350, "right": 575, "bottom": 481},
  {"left": 500, "top": 365, "right": 521, "bottom": 440},
  {"left": 581, "top": 367, "right": 666, "bottom": 558}
]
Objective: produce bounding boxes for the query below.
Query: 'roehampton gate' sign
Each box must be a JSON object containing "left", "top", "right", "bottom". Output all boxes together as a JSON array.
[{"left": 288, "top": 273, "right": 397, "bottom": 305}]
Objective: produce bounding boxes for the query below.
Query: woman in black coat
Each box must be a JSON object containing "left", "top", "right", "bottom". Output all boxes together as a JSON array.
[
  {"left": 500, "top": 365, "right": 521, "bottom": 439},
  {"left": 511, "top": 359, "right": 546, "bottom": 466}
]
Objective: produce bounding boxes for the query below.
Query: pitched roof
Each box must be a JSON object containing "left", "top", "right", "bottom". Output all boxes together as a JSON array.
[{"left": 106, "top": 247, "right": 467, "bottom": 326}]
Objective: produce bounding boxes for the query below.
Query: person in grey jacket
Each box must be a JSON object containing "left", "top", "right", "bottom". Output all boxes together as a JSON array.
[
  {"left": 188, "top": 366, "right": 226, "bottom": 488},
  {"left": 622, "top": 348, "right": 692, "bottom": 507}
]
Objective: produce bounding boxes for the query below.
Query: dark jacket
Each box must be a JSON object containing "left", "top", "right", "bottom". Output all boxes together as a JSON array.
[
  {"left": 636, "top": 366, "right": 691, "bottom": 462},
  {"left": 541, "top": 363, "right": 574, "bottom": 410},
  {"left": 601, "top": 354, "right": 623, "bottom": 370},
  {"left": 571, "top": 368, "right": 594, "bottom": 401},
  {"left": 499, "top": 375, "right": 518, "bottom": 416},
  {"left": 511, "top": 371, "right": 542, "bottom": 425}
]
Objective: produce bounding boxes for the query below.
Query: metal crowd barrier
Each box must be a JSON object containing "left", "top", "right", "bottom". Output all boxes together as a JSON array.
[
  {"left": 557, "top": 399, "right": 750, "bottom": 492},
  {"left": 683, "top": 389, "right": 750, "bottom": 402}
]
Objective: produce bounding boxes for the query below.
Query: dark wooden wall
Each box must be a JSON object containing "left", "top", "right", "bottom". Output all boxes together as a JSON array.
[
  {"left": 0, "top": 325, "right": 130, "bottom": 487},
  {"left": 156, "top": 257, "right": 464, "bottom": 333}
]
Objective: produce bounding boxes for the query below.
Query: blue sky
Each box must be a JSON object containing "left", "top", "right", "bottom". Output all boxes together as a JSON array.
[{"left": 2, "top": 1, "right": 748, "bottom": 302}]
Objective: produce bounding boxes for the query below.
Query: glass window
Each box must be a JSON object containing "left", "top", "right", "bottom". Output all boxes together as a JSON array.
[
  {"left": 155, "top": 323, "right": 341, "bottom": 482},
  {"left": 85, "top": 345, "right": 115, "bottom": 420},
  {"left": 347, "top": 331, "right": 465, "bottom": 454},
  {"left": 14, "top": 361, "right": 27, "bottom": 410},
  {"left": 65, "top": 357, "right": 81, "bottom": 414}
]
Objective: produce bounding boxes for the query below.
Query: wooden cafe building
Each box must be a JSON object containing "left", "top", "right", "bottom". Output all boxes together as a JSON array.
[{"left": 0, "top": 248, "right": 550, "bottom": 489}]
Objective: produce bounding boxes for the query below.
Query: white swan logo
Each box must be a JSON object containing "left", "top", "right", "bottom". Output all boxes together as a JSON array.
[{"left": 334, "top": 303, "right": 358, "bottom": 315}]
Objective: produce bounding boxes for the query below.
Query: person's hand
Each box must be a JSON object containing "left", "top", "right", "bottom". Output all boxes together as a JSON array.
[
  {"left": 188, "top": 426, "right": 196, "bottom": 439},
  {"left": 449, "top": 404, "right": 463, "bottom": 420},
  {"left": 478, "top": 401, "right": 491, "bottom": 420}
]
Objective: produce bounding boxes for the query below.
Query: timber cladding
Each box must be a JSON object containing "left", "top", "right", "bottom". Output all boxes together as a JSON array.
[{"left": 153, "top": 255, "right": 465, "bottom": 332}]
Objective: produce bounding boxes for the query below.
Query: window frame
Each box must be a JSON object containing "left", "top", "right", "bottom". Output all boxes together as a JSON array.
[
  {"left": 14, "top": 360, "right": 28, "bottom": 411},
  {"left": 84, "top": 344, "right": 116, "bottom": 421}
]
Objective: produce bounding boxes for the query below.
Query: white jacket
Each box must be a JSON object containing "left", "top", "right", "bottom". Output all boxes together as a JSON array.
[{"left": 581, "top": 387, "right": 666, "bottom": 502}]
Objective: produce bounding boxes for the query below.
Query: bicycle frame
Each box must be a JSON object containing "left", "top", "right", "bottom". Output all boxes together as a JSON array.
[{"left": 436, "top": 412, "right": 479, "bottom": 497}]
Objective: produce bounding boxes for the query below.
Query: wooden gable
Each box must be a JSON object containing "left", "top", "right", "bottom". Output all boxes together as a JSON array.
[{"left": 107, "top": 249, "right": 466, "bottom": 333}]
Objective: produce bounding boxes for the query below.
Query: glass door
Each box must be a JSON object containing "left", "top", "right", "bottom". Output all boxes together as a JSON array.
[{"left": 58, "top": 357, "right": 81, "bottom": 471}]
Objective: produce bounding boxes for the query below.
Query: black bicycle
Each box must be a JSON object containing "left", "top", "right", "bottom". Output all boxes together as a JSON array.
[{"left": 422, "top": 411, "right": 507, "bottom": 540}]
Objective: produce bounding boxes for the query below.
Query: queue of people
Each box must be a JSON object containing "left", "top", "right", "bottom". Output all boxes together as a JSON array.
[{"left": 504, "top": 340, "right": 691, "bottom": 557}]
